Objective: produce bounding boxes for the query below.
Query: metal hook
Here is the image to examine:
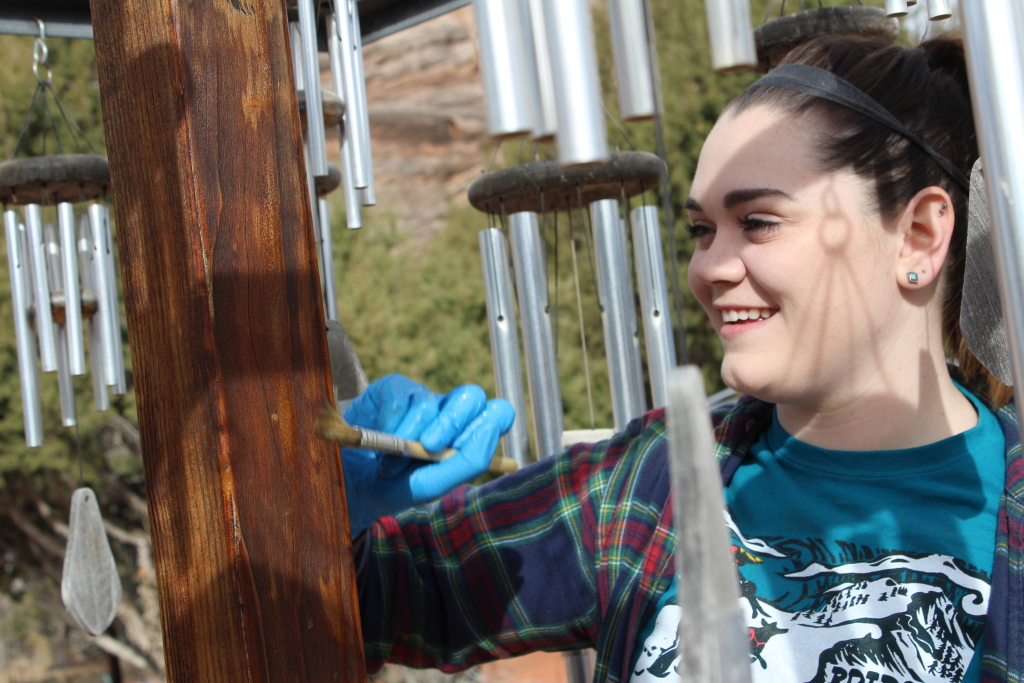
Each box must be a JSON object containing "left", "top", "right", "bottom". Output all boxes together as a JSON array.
[{"left": 32, "top": 18, "right": 52, "bottom": 84}]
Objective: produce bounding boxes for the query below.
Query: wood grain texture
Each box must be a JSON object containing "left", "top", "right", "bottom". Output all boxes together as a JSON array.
[{"left": 86, "top": 0, "right": 366, "bottom": 680}]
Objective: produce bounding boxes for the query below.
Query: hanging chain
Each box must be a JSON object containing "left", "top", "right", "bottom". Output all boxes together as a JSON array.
[{"left": 12, "top": 19, "right": 99, "bottom": 159}]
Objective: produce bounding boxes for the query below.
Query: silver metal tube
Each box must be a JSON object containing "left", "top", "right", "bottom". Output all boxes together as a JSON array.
[
  {"left": 334, "top": 2, "right": 369, "bottom": 190},
  {"left": 95, "top": 205, "right": 126, "bottom": 394},
  {"left": 884, "top": 0, "right": 909, "bottom": 18},
  {"left": 631, "top": 205, "right": 676, "bottom": 408},
  {"left": 297, "top": 0, "right": 329, "bottom": 178},
  {"left": 928, "top": 0, "right": 952, "bottom": 21},
  {"left": 327, "top": 11, "right": 363, "bottom": 229},
  {"left": 590, "top": 199, "right": 646, "bottom": 431},
  {"left": 474, "top": 0, "right": 536, "bottom": 138},
  {"left": 543, "top": 0, "right": 608, "bottom": 166},
  {"left": 319, "top": 197, "right": 339, "bottom": 321},
  {"left": 58, "top": 202, "right": 86, "bottom": 375},
  {"left": 88, "top": 204, "right": 118, "bottom": 388},
  {"left": 5, "top": 211, "right": 43, "bottom": 446},
  {"left": 607, "top": 0, "right": 656, "bottom": 121},
  {"left": 290, "top": 22, "right": 305, "bottom": 92},
  {"left": 25, "top": 204, "right": 56, "bottom": 371},
  {"left": 77, "top": 212, "right": 109, "bottom": 412},
  {"left": 667, "top": 367, "right": 751, "bottom": 683},
  {"left": 508, "top": 211, "right": 564, "bottom": 457},
  {"left": 960, "top": 2, "right": 1024, "bottom": 401},
  {"left": 479, "top": 228, "right": 531, "bottom": 467},
  {"left": 526, "top": 0, "right": 557, "bottom": 140},
  {"left": 704, "top": 0, "right": 757, "bottom": 73},
  {"left": 45, "top": 223, "right": 77, "bottom": 427},
  {"left": 349, "top": 2, "right": 377, "bottom": 205}
]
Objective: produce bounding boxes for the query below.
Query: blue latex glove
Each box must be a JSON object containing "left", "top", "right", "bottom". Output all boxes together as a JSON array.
[{"left": 341, "top": 373, "right": 515, "bottom": 537}]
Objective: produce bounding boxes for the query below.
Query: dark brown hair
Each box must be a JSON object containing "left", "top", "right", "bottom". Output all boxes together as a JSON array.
[{"left": 728, "top": 35, "right": 1012, "bottom": 408}]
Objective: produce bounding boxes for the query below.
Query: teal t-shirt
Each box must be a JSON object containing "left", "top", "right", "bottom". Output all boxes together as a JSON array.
[{"left": 631, "top": 387, "right": 1005, "bottom": 683}]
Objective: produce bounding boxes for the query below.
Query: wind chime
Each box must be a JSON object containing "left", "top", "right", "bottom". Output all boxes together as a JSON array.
[
  {"left": 2, "top": 21, "right": 124, "bottom": 637},
  {"left": 288, "top": 0, "right": 377, "bottom": 328},
  {"left": 470, "top": 0, "right": 677, "bottom": 462},
  {"left": 469, "top": 0, "right": 681, "bottom": 679}
]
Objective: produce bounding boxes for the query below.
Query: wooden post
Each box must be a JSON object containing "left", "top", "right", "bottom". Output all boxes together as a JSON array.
[{"left": 87, "top": 0, "right": 366, "bottom": 680}]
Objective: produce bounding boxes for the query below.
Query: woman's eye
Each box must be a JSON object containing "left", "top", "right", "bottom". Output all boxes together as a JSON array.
[
  {"left": 686, "top": 223, "right": 713, "bottom": 239},
  {"left": 739, "top": 216, "right": 780, "bottom": 234}
]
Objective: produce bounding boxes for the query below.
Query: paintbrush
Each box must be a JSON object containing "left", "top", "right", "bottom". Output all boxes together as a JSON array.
[{"left": 316, "top": 406, "right": 519, "bottom": 475}]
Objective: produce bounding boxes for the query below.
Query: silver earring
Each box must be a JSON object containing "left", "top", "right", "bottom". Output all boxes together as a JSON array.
[
  {"left": 908, "top": 272, "right": 919, "bottom": 284},
  {"left": 939, "top": 202, "right": 948, "bottom": 216}
]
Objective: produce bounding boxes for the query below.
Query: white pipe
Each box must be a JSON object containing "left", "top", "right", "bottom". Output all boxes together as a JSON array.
[
  {"left": 885, "top": 0, "right": 909, "bottom": 18},
  {"left": 543, "top": 0, "right": 608, "bottom": 166},
  {"left": 77, "top": 212, "right": 109, "bottom": 412},
  {"left": 631, "top": 205, "right": 676, "bottom": 408},
  {"left": 608, "top": 0, "right": 657, "bottom": 121},
  {"left": 704, "top": 0, "right": 757, "bottom": 73},
  {"left": 590, "top": 199, "right": 646, "bottom": 430},
  {"left": 25, "top": 204, "right": 56, "bottom": 372},
  {"left": 349, "top": 2, "right": 377, "bottom": 206},
  {"left": 44, "top": 223, "right": 77, "bottom": 427},
  {"left": 508, "top": 211, "right": 564, "bottom": 457},
  {"left": 297, "top": 0, "right": 329, "bottom": 177},
  {"left": 319, "top": 197, "right": 338, "bottom": 322},
  {"left": 480, "top": 228, "right": 531, "bottom": 466},
  {"left": 334, "top": 0, "right": 370, "bottom": 190},
  {"left": 474, "top": 0, "right": 537, "bottom": 138},
  {"left": 5, "top": 211, "right": 43, "bottom": 446},
  {"left": 526, "top": 0, "right": 557, "bottom": 140},
  {"left": 327, "top": 10, "right": 363, "bottom": 230},
  {"left": 58, "top": 202, "right": 86, "bottom": 375},
  {"left": 928, "top": 0, "right": 952, "bottom": 21}
]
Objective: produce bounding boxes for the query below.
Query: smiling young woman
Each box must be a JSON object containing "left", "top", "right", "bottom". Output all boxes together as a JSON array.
[{"left": 337, "top": 34, "right": 1023, "bottom": 683}]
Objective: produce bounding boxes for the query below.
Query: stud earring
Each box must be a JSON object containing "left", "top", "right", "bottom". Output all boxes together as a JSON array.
[
  {"left": 907, "top": 272, "right": 919, "bottom": 284},
  {"left": 938, "top": 202, "right": 948, "bottom": 216}
]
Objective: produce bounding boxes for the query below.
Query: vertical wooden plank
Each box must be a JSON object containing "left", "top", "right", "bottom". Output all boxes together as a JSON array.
[{"left": 86, "top": 0, "right": 366, "bottom": 680}]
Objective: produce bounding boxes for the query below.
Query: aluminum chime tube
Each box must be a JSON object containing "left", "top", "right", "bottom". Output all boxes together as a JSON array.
[
  {"left": 928, "top": 0, "right": 952, "bottom": 21},
  {"left": 327, "top": 10, "right": 363, "bottom": 230},
  {"left": 5, "top": 211, "right": 43, "bottom": 447},
  {"left": 704, "top": 0, "right": 757, "bottom": 73},
  {"left": 474, "top": 0, "right": 537, "bottom": 138},
  {"left": 89, "top": 204, "right": 126, "bottom": 395},
  {"left": 76, "top": 214, "right": 109, "bottom": 412},
  {"left": 58, "top": 202, "right": 85, "bottom": 375},
  {"left": 960, "top": 1, "right": 1024, "bottom": 398},
  {"left": 631, "top": 205, "right": 676, "bottom": 408},
  {"left": 590, "top": 199, "right": 646, "bottom": 431},
  {"left": 319, "top": 198, "right": 339, "bottom": 321},
  {"left": 480, "top": 228, "right": 531, "bottom": 467},
  {"left": 526, "top": 0, "right": 557, "bottom": 140},
  {"left": 508, "top": 211, "right": 564, "bottom": 458},
  {"left": 543, "top": 0, "right": 608, "bottom": 166},
  {"left": 607, "top": 0, "right": 657, "bottom": 121},
  {"left": 349, "top": 3, "right": 377, "bottom": 206},
  {"left": 44, "top": 223, "right": 77, "bottom": 427},
  {"left": 297, "top": 0, "right": 328, "bottom": 178},
  {"left": 884, "top": 0, "right": 909, "bottom": 18},
  {"left": 25, "top": 203, "right": 56, "bottom": 372},
  {"left": 335, "top": 0, "right": 372, "bottom": 194}
]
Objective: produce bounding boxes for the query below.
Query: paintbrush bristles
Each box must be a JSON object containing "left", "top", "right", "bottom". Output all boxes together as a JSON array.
[{"left": 315, "top": 406, "right": 365, "bottom": 448}]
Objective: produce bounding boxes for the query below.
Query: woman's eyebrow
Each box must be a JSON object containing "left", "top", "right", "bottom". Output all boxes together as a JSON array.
[
  {"left": 684, "top": 197, "right": 703, "bottom": 211},
  {"left": 723, "top": 188, "right": 794, "bottom": 208}
]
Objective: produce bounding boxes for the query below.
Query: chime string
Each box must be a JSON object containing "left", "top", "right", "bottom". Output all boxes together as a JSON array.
[{"left": 575, "top": 183, "right": 603, "bottom": 312}]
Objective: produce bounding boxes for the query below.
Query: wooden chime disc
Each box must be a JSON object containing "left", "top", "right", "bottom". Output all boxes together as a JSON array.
[
  {"left": 0, "top": 154, "right": 110, "bottom": 205},
  {"left": 754, "top": 7, "right": 899, "bottom": 73},
  {"left": 298, "top": 90, "right": 346, "bottom": 130},
  {"left": 467, "top": 151, "right": 666, "bottom": 215},
  {"left": 315, "top": 163, "right": 342, "bottom": 196}
]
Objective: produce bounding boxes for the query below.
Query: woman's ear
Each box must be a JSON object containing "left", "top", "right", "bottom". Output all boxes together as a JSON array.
[{"left": 896, "top": 186, "right": 955, "bottom": 290}]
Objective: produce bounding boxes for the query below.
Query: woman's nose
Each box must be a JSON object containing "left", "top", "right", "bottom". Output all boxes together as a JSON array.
[{"left": 689, "top": 232, "right": 746, "bottom": 287}]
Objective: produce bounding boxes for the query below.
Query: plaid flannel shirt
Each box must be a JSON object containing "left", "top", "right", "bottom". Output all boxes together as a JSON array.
[{"left": 356, "top": 395, "right": 1024, "bottom": 682}]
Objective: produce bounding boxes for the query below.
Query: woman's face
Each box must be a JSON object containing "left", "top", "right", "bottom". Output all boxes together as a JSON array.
[{"left": 687, "top": 104, "right": 908, "bottom": 407}]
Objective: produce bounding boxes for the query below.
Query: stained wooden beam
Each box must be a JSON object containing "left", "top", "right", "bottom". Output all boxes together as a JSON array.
[{"left": 87, "top": 0, "right": 365, "bottom": 680}]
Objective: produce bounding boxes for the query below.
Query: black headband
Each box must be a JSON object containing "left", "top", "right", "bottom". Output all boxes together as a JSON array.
[{"left": 751, "top": 64, "right": 971, "bottom": 192}]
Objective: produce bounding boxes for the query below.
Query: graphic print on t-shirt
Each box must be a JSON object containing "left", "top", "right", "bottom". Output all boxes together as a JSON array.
[{"left": 630, "top": 510, "right": 990, "bottom": 683}]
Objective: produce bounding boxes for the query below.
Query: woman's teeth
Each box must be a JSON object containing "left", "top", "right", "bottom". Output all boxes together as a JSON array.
[{"left": 722, "top": 308, "right": 774, "bottom": 323}]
